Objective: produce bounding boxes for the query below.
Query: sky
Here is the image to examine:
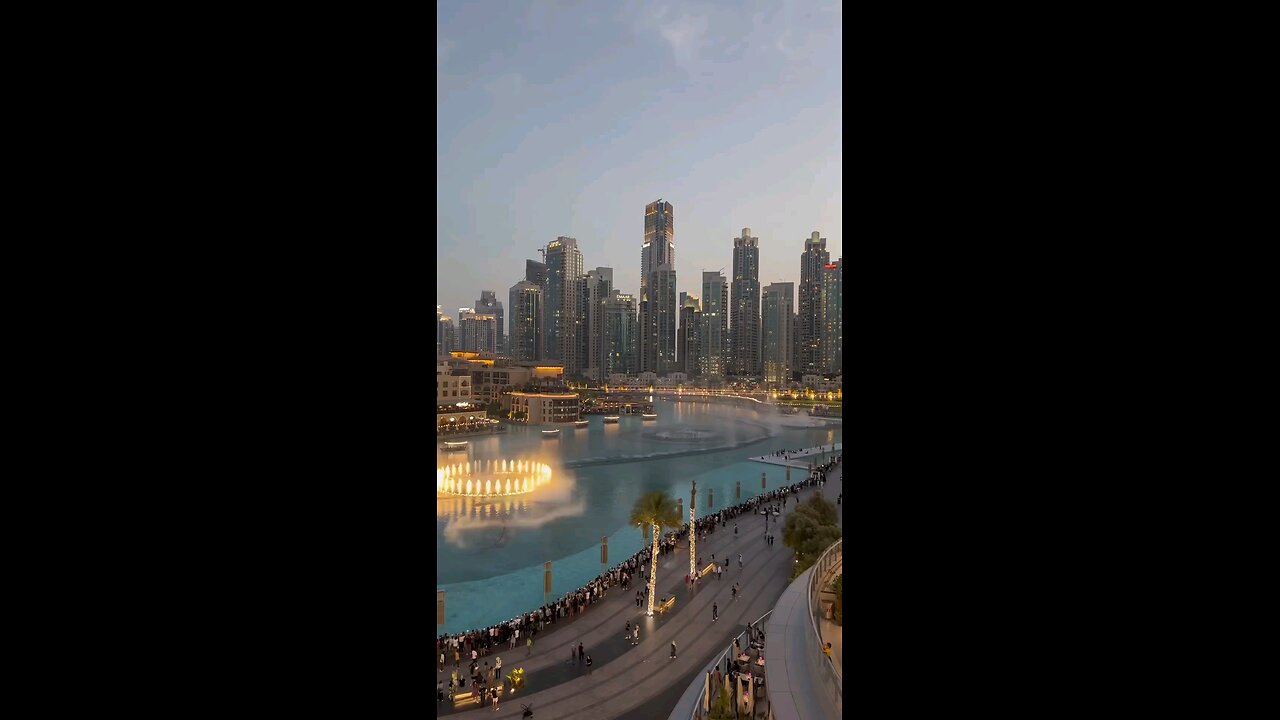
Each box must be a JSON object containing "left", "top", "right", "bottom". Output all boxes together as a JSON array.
[{"left": 437, "top": 0, "right": 842, "bottom": 321}]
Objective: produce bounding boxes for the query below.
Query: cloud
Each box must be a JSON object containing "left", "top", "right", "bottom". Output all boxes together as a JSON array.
[
  {"left": 660, "top": 14, "right": 709, "bottom": 69},
  {"left": 483, "top": 73, "right": 526, "bottom": 103},
  {"left": 438, "top": 38, "right": 454, "bottom": 68}
]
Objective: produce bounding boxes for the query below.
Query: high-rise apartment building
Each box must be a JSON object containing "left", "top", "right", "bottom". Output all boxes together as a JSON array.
[
  {"left": 475, "top": 290, "right": 505, "bottom": 355},
  {"left": 604, "top": 291, "right": 638, "bottom": 376},
  {"left": 509, "top": 280, "right": 542, "bottom": 362},
  {"left": 822, "top": 258, "right": 842, "bottom": 375},
  {"left": 730, "top": 228, "right": 761, "bottom": 377},
  {"left": 544, "top": 237, "right": 583, "bottom": 374},
  {"left": 762, "top": 283, "right": 795, "bottom": 387},
  {"left": 798, "top": 231, "right": 829, "bottom": 375},
  {"left": 641, "top": 264, "right": 677, "bottom": 375},
  {"left": 639, "top": 200, "right": 677, "bottom": 376},
  {"left": 700, "top": 271, "right": 728, "bottom": 378},
  {"left": 458, "top": 310, "right": 498, "bottom": 354},
  {"left": 578, "top": 267, "right": 612, "bottom": 381},
  {"left": 640, "top": 200, "right": 674, "bottom": 291},
  {"left": 678, "top": 293, "right": 702, "bottom": 377},
  {"left": 437, "top": 306, "right": 455, "bottom": 357},
  {"left": 525, "top": 259, "right": 547, "bottom": 286}
]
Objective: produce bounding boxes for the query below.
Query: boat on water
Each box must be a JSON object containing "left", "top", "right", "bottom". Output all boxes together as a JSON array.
[
  {"left": 542, "top": 429, "right": 561, "bottom": 437},
  {"left": 641, "top": 413, "right": 658, "bottom": 420},
  {"left": 603, "top": 415, "right": 621, "bottom": 424},
  {"left": 442, "top": 441, "right": 468, "bottom": 452},
  {"left": 573, "top": 419, "right": 589, "bottom": 427}
]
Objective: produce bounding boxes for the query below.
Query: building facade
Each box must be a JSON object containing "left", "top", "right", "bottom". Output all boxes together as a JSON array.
[
  {"left": 525, "top": 259, "right": 547, "bottom": 286},
  {"left": 437, "top": 306, "right": 456, "bottom": 357},
  {"left": 458, "top": 310, "right": 499, "bottom": 354},
  {"left": 475, "top": 291, "right": 505, "bottom": 356},
  {"left": 678, "top": 292, "right": 701, "bottom": 377},
  {"left": 605, "top": 291, "right": 638, "bottom": 376},
  {"left": 798, "top": 231, "right": 830, "bottom": 376},
  {"left": 700, "top": 271, "right": 728, "bottom": 378},
  {"left": 510, "top": 392, "right": 581, "bottom": 424},
  {"left": 730, "top": 228, "right": 761, "bottom": 377},
  {"left": 642, "top": 264, "right": 677, "bottom": 375},
  {"left": 762, "top": 282, "right": 795, "bottom": 387},
  {"left": 640, "top": 200, "right": 674, "bottom": 292},
  {"left": 544, "top": 236, "right": 583, "bottom": 376},
  {"left": 508, "top": 280, "right": 542, "bottom": 362},
  {"left": 822, "top": 258, "right": 842, "bottom": 375},
  {"left": 579, "top": 267, "right": 612, "bottom": 382}
]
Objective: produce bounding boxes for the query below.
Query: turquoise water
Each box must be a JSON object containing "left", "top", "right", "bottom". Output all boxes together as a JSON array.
[{"left": 436, "top": 400, "right": 841, "bottom": 634}]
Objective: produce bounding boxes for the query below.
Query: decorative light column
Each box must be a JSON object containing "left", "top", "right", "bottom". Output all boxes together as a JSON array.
[{"left": 690, "top": 480, "right": 697, "bottom": 581}]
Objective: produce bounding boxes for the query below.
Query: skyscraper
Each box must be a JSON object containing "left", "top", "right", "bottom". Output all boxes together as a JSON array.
[
  {"left": 525, "top": 259, "right": 547, "bottom": 286},
  {"left": 641, "top": 264, "right": 677, "bottom": 375},
  {"left": 640, "top": 200, "right": 674, "bottom": 291},
  {"left": 579, "top": 267, "right": 612, "bottom": 381},
  {"left": 458, "top": 310, "right": 498, "bottom": 354},
  {"left": 640, "top": 201, "right": 677, "bottom": 376},
  {"left": 475, "top": 290, "right": 504, "bottom": 355},
  {"left": 678, "top": 293, "right": 702, "bottom": 377},
  {"left": 544, "top": 237, "right": 583, "bottom": 374},
  {"left": 762, "top": 283, "right": 795, "bottom": 387},
  {"left": 730, "top": 228, "right": 761, "bottom": 377},
  {"left": 605, "top": 291, "right": 638, "bottom": 376},
  {"left": 700, "top": 271, "right": 728, "bottom": 379},
  {"left": 437, "top": 306, "right": 455, "bottom": 357},
  {"left": 798, "top": 231, "right": 829, "bottom": 375},
  {"left": 822, "top": 258, "right": 842, "bottom": 375},
  {"left": 509, "top": 280, "right": 542, "bottom": 362}
]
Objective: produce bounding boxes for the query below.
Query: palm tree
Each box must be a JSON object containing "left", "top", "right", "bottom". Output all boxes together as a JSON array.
[{"left": 629, "top": 491, "right": 682, "bottom": 616}]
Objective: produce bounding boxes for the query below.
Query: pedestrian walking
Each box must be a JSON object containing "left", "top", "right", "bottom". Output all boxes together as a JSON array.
[
  {"left": 455, "top": 648, "right": 461, "bottom": 668},
  {"left": 578, "top": 642, "right": 584, "bottom": 663},
  {"left": 713, "top": 603, "right": 718, "bottom": 622},
  {"left": 439, "top": 651, "right": 445, "bottom": 672},
  {"left": 734, "top": 523, "right": 738, "bottom": 535},
  {"left": 526, "top": 635, "right": 533, "bottom": 656},
  {"left": 585, "top": 654, "right": 593, "bottom": 674},
  {"left": 738, "top": 553, "right": 743, "bottom": 568},
  {"left": 670, "top": 641, "right": 677, "bottom": 659},
  {"left": 732, "top": 585, "right": 737, "bottom": 601},
  {"left": 625, "top": 621, "right": 631, "bottom": 640}
]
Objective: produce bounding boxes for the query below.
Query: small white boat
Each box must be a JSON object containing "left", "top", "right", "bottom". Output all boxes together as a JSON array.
[
  {"left": 641, "top": 413, "right": 658, "bottom": 420},
  {"left": 603, "top": 416, "right": 621, "bottom": 423},
  {"left": 442, "top": 441, "right": 468, "bottom": 452},
  {"left": 574, "top": 419, "right": 589, "bottom": 427},
  {"left": 542, "top": 429, "right": 560, "bottom": 437}
]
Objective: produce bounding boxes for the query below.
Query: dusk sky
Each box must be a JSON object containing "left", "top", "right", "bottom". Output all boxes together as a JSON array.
[{"left": 437, "top": 0, "right": 842, "bottom": 318}]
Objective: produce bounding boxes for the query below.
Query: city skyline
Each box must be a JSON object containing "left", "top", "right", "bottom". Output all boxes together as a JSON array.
[{"left": 437, "top": 0, "right": 842, "bottom": 315}]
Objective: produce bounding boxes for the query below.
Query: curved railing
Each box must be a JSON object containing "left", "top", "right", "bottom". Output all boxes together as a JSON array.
[
  {"left": 686, "top": 609, "right": 773, "bottom": 720},
  {"left": 808, "top": 538, "right": 843, "bottom": 711}
]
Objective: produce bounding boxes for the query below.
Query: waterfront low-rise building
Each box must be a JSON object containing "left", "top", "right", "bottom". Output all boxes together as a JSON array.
[{"left": 510, "top": 391, "right": 580, "bottom": 424}]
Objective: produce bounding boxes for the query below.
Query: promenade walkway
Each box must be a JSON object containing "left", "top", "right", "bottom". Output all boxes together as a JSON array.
[
  {"left": 748, "top": 442, "right": 843, "bottom": 468},
  {"left": 437, "top": 461, "right": 843, "bottom": 720}
]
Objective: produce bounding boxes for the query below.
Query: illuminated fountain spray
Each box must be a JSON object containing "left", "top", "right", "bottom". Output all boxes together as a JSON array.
[{"left": 435, "top": 460, "right": 554, "bottom": 497}]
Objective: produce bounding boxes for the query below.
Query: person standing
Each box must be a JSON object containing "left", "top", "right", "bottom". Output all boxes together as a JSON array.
[
  {"left": 713, "top": 603, "right": 718, "bottom": 622},
  {"left": 738, "top": 553, "right": 743, "bottom": 568},
  {"left": 670, "top": 641, "right": 677, "bottom": 659},
  {"left": 571, "top": 643, "right": 576, "bottom": 664},
  {"left": 578, "top": 642, "right": 584, "bottom": 663},
  {"left": 585, "top": 653, "right": 593, "bottom": 674},
  {"left": 734, "top": 523, "right": 738, "bottom": 535},
  {"left": 526, "top": 635, "right": 533, "bottom": 656}
]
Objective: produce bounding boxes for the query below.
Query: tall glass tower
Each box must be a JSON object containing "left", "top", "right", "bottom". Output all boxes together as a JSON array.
[
  {"left": 544, "top": 237, "right": 583, "bottom": 374},
  {"left": 730, "top": 228, "right": 761, "bottom": 377}
]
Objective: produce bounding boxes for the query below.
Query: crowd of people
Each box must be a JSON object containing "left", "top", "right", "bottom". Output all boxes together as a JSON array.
[{"left": 436, "top": 449, "right": 843, "bottom": 703}]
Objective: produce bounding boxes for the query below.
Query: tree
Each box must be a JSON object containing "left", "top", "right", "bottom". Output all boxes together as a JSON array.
[
  {"left": 782, "top": 494, "right": 841, "bottom": 578},
  {"left": 629, "top": 491, "right": 681, "bottom": 616}
]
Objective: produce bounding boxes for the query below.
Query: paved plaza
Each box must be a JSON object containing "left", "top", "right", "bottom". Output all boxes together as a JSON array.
[{"left": 437, "top": 446, "right": 843, "bottom": 719}]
